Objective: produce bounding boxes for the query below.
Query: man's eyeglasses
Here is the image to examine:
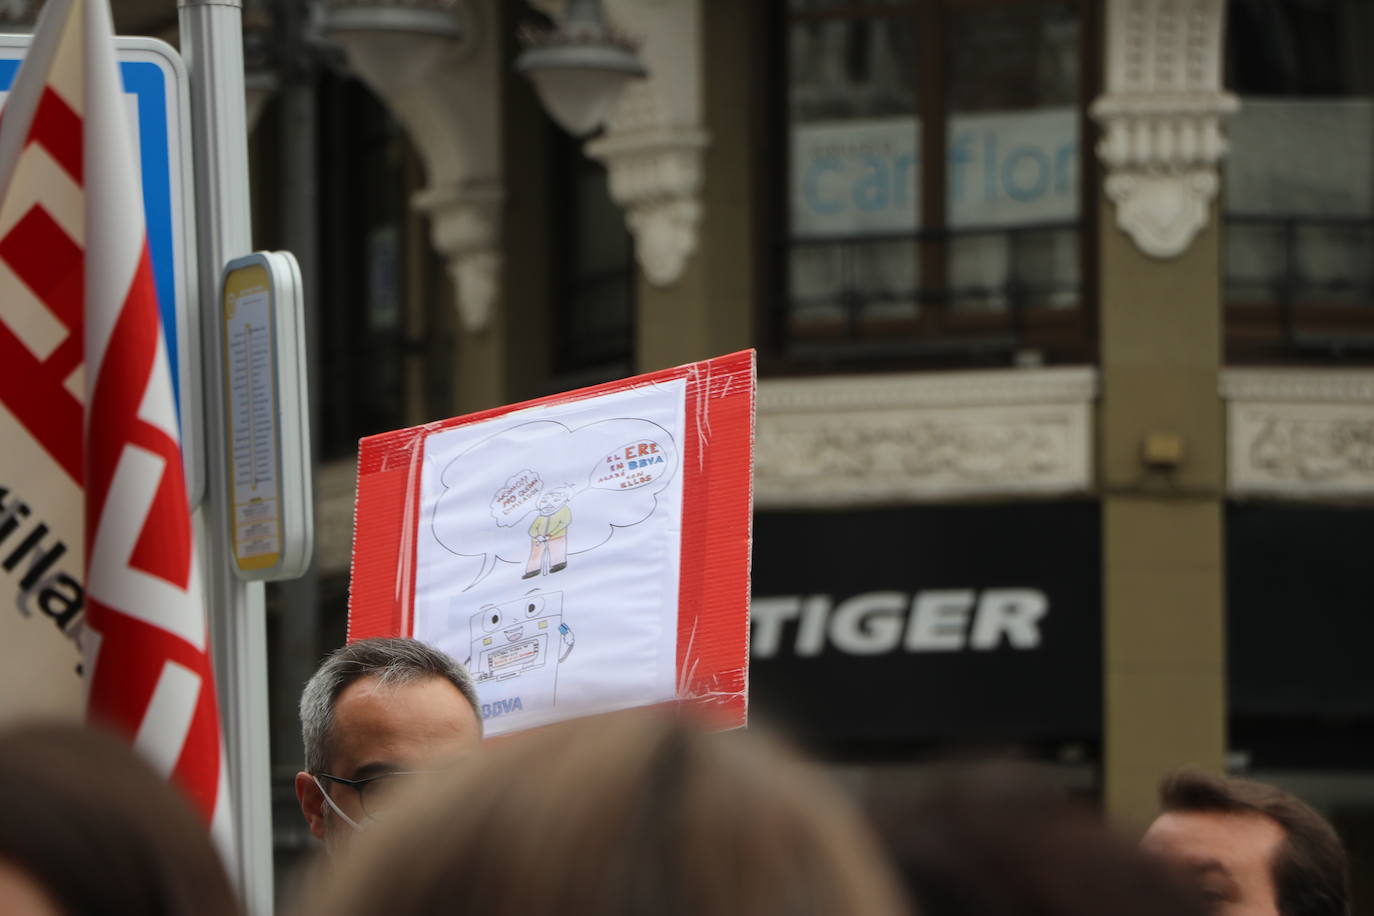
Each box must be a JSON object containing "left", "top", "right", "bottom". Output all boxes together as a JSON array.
[{"left": 314, "top": 770, "right": 436, "bottom": 822}]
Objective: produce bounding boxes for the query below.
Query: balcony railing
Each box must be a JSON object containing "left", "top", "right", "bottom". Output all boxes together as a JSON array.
[
  {"left": 779, "top": 220, "right": 1085, "bottom": 364},
  {"left": 1225, "top": 214, "right": 1374, "bottom": 359}
]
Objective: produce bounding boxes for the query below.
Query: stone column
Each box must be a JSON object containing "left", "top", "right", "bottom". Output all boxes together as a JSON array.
[
  {"left": 1093, "top": 0, "right": 1236, "bottom": 827},
  {"left": 576, "top": 0, "right": 748, "bottom": 371}
]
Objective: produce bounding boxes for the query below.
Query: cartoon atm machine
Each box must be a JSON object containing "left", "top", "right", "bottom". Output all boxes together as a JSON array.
[{"left": 464, "top": 591, "right": 574, "bottom": 720}]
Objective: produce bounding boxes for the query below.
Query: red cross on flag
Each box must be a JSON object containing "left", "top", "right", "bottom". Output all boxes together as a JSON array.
[{"left": 0, "top": 0, "right": 231, "bottom": 848}]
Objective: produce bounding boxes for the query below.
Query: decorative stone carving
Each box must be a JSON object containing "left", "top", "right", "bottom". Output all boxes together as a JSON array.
[
  {"left": 574, "top": 0, "right": 708, "bottom": 287},
  {"left": 755, "top": 368, "right": 1098, "bottom": 507},
  {"left": 326, "top": 0, "right": 477, "bottom": 42},
  {"left": 1223, "top": 369, "right": 1374, "bottom": 498},
  {"left": 1091, "top": 0, "right": 1238, "bottom": 258},
  {"left": 413, "top": 180, "right": 503, "bottom": 332},
  {"left": 322, "top": 0, "right": 504, "bottom": 332},
  {"left": 585, "top": 123, "right": 708, "bottom": 286}
]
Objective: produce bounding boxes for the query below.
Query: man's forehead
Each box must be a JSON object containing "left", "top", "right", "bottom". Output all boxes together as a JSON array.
[
  {"left": 1143, "top": 809, "right": 1284, "bottom": 866},
  {"left": 326, "top": 674, "right": 479, "bottom": 772}
]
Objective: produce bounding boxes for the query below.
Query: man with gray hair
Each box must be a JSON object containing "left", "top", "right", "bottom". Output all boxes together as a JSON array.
[{"left": 294, "top": 637, "right": 483, "bottom": 853}]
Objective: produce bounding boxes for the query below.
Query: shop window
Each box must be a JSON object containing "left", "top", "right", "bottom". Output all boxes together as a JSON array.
[
  {"left": 549, "top": 128, "right": 636, "bottom": 384},
  {"left": 1224, "top": 0, "right": 1374, "bottom": 360},
  {"left": 776, "top": 0, "right": 1093, "bottom": 367}
]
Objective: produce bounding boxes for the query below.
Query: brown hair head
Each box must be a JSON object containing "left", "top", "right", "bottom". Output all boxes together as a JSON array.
[
  {"left": 0, "top": 721, "right": 240, "bottom": 916},
  {"left": 1160, "top": 768, "right": 1350, "bottom": 916},
  {"left": 301, "top": 711, "right": 909, "bottom": 916},
  {"left": 867, "top": 760, "right": 1209, "bottom": 916}
]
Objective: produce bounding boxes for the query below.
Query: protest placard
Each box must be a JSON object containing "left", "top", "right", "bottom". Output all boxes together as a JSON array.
[{"left": 348, "top": 350, "right": 754, "bottom": 736}]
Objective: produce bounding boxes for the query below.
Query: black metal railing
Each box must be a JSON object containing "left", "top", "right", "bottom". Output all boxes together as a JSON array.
[
  {"left": 1225, "top": 213, "right": 1374, "bottom": 355},
  {"left": 780, "top": 220, "right": 1083, "bottom": 361}
]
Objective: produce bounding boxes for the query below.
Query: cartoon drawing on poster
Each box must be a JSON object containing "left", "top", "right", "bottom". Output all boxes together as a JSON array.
[
  {"left": 524, "top": 487, "right": 573, "bottom": 578},
  {"left": 413, "top": 380, "right": 687, "bottom": 735},
  {"left": 462, "top": 589, "right": 575, "bottom": 719},
  {"left": 430, "top": 415, "right": 679, "bottom": 590}
]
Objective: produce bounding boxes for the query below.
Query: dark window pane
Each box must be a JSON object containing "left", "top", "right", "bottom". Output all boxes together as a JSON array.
[
  {"left": 550, "top": 129, "right": 635, "bottom": 379},
  {"left": 788, "top": 238, "right": 921, "bottom": 332},
  {"left": 787, "top": 10, "right": 920, "bottom": 334},
  {"left": 1224, "top": 0, "right": 1374, "bottom": 349},
  {"left": 948, "top": 227, "right": 1078, "bottom": 312},
  {"left": 1227, "top": 0, "right": 1374, "bottom": 96},
  {"left": 317, "top": 75, "right": 412, "bottom": 459},
  {"left": 946, "top": 3, "right": 1079, "bottom": 113},
  {"left": 1011, "top": 227, "right": 1080, "bottom": 309},
  {"left": 790, "top": 16, "right": 918, "bottom": 123},
  {"left": 778, "top": 1, "right": 1088, "bottom": 362},
  {"left": 1293, "top": 223, "right": 1374, "bottom": 307},
  {"left": 1226, "top": 221, "right": 1286, "bottom": 306},
  {"left": 944, "top": 3, "right": 1081, "bottom": 314},
  {"left": 1227, "top": 101, "right": 1373, "bottom": 218}
]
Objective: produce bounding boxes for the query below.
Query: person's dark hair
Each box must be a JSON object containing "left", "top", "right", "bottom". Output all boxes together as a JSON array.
[
  {"left": 0, "top": 721, "right": 240, "bottom": 916},
  {"left": 1160, "top": 768, "right": 1350, "bottom": 916},
  {"left": 299, "top": 712, "right": 908, "bottom": 916},
  {"left": 299, "top": 636, "right": 481, "bottom": 773},
  {"left": 867, "top": 760, "right": 1208, "bottom": 916}
]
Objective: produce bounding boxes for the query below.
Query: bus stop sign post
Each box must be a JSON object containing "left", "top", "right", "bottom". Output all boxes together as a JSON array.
[{"left": 179, "top": 0, "right": 276, "bottom": 912}]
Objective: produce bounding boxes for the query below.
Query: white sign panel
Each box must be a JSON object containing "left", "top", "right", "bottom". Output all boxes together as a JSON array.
[
  {"left": 227, "top": 286, "right": 280, "bottom": 561},
  {"left": 790, "top": 108, "right": 1079, "bottom": 237},
  {"left": 413, "top": 381, "right": 687, "bottom": 736},
  {"left": 221, "top": 251, "right": 312, "bottom": 582}
]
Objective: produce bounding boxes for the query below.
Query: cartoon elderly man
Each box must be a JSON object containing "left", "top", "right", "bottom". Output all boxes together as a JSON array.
[{"left": 523, "top": 486, "right": 573, "bottom": 579}]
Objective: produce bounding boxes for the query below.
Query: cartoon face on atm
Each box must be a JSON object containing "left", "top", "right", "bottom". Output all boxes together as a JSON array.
[{"left": 463, "top": 590, "right": 575, "bottom": 721}]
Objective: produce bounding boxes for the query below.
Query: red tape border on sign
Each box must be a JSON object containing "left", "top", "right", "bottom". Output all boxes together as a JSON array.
[{"left": 348, "top": 350, "right": 755, "bottom": 730}]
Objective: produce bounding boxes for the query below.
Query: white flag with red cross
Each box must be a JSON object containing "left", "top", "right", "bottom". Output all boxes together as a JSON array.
[{"left": 0, "top": 0, "right": 231, "bottom": 848}]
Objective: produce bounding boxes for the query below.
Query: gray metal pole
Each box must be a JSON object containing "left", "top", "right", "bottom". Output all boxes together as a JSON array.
[{"left": 177, "top": 1, "right": 274, "bottom": 912}]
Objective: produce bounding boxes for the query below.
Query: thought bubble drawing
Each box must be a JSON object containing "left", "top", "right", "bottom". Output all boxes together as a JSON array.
[
  {"left": 491, "top": 469, "right": 543, "bottom": 526},
  {"left": 591, "top": 440, "right": 671, "bottom": 491},
  {"left": 431, "top": 417, "right": 679, "bottom": 590}
]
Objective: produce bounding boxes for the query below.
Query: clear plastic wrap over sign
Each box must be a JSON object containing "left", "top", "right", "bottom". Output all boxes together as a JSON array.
[{"left": 348, "top": 350, "right": 755, "bottom": 736}]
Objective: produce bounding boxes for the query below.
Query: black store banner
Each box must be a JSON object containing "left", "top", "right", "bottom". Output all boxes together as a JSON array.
[
  {"left": 750, "top": 501, "right": 1101, "bottom": 749},
  {"left": 1228, "top": 503, "right": 1374, "bottom": 720}
]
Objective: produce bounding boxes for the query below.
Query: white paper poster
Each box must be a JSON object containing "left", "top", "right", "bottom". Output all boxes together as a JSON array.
[{"left": 413, "top": 380, "right": 687, "bottom": 735}]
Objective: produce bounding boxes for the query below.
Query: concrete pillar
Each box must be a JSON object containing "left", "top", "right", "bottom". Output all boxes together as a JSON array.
[
  {"left": 514, "top": 0, "right": 755, "bottom": 374},
  {"left": 446, "top": 6, "right": 556, "bottom": 415},
  {"left": 1098, "top": 198, "right": 1227, "bottom": 827},
  {"left": 619, "top": 0, "right": 757, "bottom": 371}
]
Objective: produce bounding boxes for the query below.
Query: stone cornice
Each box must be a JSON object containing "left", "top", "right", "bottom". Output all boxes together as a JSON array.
[
  {"left": 755, "top": 368, "right": 1098, "bottom": 507},
  {"left": 1221, "top": 369, "right": 1374, "bottom": 404},
  {"left": 759, "top": 367, "right": 1098, "bottom": 414}
]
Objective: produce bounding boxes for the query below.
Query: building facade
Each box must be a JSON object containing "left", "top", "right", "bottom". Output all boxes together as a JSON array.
[{"left": 26, "top": 0, "right": 1370, "bottom": 900}]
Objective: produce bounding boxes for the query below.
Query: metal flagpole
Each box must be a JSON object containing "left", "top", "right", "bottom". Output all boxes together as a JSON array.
[{"left": 176, "top": 0, "right": 274, "bottom": 912}]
